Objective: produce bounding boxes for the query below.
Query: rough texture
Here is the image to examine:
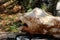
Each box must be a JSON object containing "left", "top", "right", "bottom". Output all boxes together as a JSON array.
[{"left": 19, "top": 8, "right": 60, "bottom": 38}]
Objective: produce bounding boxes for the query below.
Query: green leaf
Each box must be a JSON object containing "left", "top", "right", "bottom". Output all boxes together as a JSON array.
[
  {"left": 27, "top": 8, "right": 32, "bottom": 12},
  {"left": 9, "top": 25, "right": 18, "bottom": 32}
]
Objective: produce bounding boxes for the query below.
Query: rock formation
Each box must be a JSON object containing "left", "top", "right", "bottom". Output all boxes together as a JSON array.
[{"left": 18, "top": 8, "right": 60, "bottom": 38}]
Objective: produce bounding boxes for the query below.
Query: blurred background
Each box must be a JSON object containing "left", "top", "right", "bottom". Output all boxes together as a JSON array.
[
  {"left": 0, "top": 0, "right": 60, "bottom": 40},
  {"left": 0, "top": 0, "right": 59, "bottom": 15}
]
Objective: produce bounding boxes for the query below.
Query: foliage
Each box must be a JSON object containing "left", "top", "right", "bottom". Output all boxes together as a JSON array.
[
  {"left": 9, "top": 25, "right": 18, "bottom": 32},
  {"left": 18, "top": 0, "right": 37, "bottom": 12},
  {"left": 41, "top": 3, "right": 47, "bottom": 11}
]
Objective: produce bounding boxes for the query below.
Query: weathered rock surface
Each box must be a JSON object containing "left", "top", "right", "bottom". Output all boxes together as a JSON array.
[{"left": 18, "top": 8, "right": 60, "bottom": 38}]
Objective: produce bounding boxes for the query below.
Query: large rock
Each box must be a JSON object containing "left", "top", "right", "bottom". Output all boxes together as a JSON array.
[{"left": 18, "top": 8, "right": 60, "bottom": 38}]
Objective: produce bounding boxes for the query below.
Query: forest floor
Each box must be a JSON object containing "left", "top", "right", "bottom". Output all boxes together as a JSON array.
[{"left": 0, "top": 13, "right": 21, "bottom": 32}]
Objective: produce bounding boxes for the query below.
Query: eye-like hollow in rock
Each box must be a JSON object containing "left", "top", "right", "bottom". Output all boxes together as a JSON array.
[{"left": 23, "top": 23, "right": 28, "bottom": 27}]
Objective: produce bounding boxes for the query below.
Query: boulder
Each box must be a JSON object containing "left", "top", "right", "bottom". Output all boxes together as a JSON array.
[{"left": 18, "top": 8, "right": 60, "bottom": 38}]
